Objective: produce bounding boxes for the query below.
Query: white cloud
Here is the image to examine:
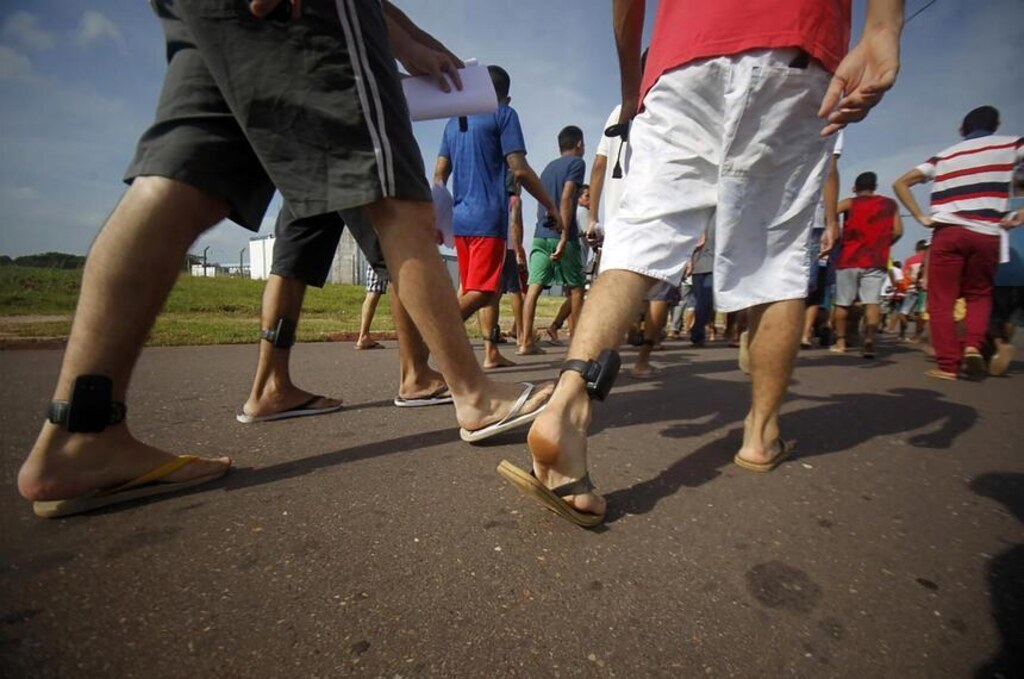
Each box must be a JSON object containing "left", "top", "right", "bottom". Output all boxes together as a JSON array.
[
  {"left": 2, "top": 11, "right": 55, "bottom": 51},
  {"left": 75, "top": 10, "right": 125, "bottom": 50},
  {"left": 0, "top": 45, "right": 32, "bottom": 80}
]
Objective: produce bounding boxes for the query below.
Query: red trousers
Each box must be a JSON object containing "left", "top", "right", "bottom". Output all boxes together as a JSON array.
[{"left": 927, "top": 224, "right": 1000, "bottom": 373}]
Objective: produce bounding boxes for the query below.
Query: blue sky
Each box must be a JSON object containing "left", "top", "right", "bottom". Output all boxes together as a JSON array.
[{"left": 0, "top": 0, "right": 1021, "bottom": 265}]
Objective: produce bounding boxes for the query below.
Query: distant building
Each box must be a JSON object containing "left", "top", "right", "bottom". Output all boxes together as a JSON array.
[
  {"left": 190, "top": 264, "right": 221, "bottom": 277},
  {"left": 248, "top": 231, "right": 460, "bottom": 288}
]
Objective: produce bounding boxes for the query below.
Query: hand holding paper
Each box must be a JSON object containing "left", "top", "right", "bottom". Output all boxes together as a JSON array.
[{"left": 402, "top": 60, "right": 498, "bottom": 122}]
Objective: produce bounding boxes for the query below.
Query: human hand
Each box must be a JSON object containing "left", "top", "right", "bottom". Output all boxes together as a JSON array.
[
  {"left": 249, "top": 0, "right": 301, "bottom": 19},
  {"left": 544, "top": 212, "right": 564, "bottom": 233},
  {"left": 821, "top": 222, "right": 839, "bottom": 256},
  {"left": 1001, "top": 208, "right": 1024, "bottom": 229},
  {"left": 819, "top": 27, "right": 901, "bottom": 136},
  {"left": 393, "top": 41, "right": 463, "bottom": 92},
  {"left": 917, "top": 214, "right": 935, "bottom": 228},
  {"left": 515, "top": 247, "right": 527, "bottom": 268},
  {"left": 550, "top": 241, "right": 566, "bottom": 261}
]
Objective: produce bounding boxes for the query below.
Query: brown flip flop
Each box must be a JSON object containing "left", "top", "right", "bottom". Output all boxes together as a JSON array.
[
  {"left": 496, "top": 460, "right": 604, "bottom": 528},
  {"left": 733, "top": 440, "right": 794, "bottom": 473}
]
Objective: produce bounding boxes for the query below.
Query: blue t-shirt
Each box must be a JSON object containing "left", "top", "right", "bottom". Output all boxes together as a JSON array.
[
  {"left": 438, "top": 104, "right": 526, "bottom": 238},
  {"left": 535, "top": 155, "right": 586, "bottom": 240},
  {"left": 995, "top": 226, "right": 1024, "bottom": 286}
]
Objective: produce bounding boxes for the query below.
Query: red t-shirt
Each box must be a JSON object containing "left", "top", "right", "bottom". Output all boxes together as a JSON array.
[
  {"left": 837, "top": 195, "right": 898, "bottom": 270},
  {"left": 902, "top": 251, "right": 926, "bottom": 287},
  {"left": 641, "top": 0, "right": 851, "bottom": 106}
]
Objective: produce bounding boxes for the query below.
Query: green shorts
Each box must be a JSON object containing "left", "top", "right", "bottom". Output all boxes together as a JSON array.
[{"left": 528, "top": 238, "right": 585, "bottom": 289}]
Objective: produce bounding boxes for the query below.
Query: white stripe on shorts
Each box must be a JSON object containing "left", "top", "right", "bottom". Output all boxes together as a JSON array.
[{"left": 335, "top": 0, "right": 395, "bottom": 196}]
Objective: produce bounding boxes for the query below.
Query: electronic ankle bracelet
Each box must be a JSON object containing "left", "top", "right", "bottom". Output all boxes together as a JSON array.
[
  {"left": 47, "top": 375, "right": 126, "bottom": 433},
  {"left": 559, "top": 349, "right": 621, "bottom": 401},
  {"left": 261, "top": 317, "right": 297, "bottom": 348}
]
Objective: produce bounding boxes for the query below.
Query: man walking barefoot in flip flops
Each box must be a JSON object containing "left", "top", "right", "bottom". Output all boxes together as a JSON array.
[
  {"left": 19, "top": 0, "right": 552, "bottom": 518},
  {"left": 501, "top": 0, "right": 905, "bottom": 526}
]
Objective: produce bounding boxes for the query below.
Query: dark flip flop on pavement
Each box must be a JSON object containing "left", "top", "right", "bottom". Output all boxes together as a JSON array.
[
  {"left": 496, "top": 459, "right": 605, "bottom": 528},
  {"left": 733, "top": 439, "right": 794, "bottom": 473}
]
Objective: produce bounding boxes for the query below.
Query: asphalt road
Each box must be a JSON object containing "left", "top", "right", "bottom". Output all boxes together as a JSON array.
[{"left": 1, "top": 337, "right": 1022, "bottom": 677}]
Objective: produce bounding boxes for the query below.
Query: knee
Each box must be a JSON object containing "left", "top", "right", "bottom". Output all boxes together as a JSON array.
[{"left": 130, "top": 176, "right": 229, "bottom": 232}]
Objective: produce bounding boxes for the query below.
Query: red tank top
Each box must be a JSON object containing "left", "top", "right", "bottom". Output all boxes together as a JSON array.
[{"left": 837, "top": 195, "right": 897, "bottom": 270}]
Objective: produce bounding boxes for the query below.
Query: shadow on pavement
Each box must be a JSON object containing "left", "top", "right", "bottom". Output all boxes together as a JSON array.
[{"left": 969, "top": 472, "right": 1024, "bottom": 678}]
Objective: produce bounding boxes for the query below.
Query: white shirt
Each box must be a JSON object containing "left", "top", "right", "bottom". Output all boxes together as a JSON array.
[{"left": 595, "top": 105, "right": 630, "bottom": 228}]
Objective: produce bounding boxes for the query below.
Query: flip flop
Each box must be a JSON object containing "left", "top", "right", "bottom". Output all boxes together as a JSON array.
[
  {"left": 235, "top": 395, "right": 343, "bottom": 424},
  {"left": 989, "top": 344, "right": 1016, "bottom": 376},
  {"left": 33, "top": 455, "right": 228, "bottom": 519},
  {"left": 516, "top": 345, "right": 547, "bottom": 356},
  {"left": 496, "top": 459, "right": 604, "bottom": 528},
  {"left": 393, "top": 385, "right": 454, "bottom": 408},
  {"left": 460, "top": 382, "right": 547, "bottom": 443},
  {"left": 925, "top": 368, "right": 958, "bottom": 381},
  {"left": 733, "top": 440, "right": 794, "bottom": 473},
  {"left": 355, "top": 341, "right": 384, "bottom": 350}
]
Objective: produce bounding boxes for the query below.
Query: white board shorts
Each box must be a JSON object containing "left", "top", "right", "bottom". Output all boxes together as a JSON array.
[{"left": 601, "top": 49, "right": 835, "bottom": 313}]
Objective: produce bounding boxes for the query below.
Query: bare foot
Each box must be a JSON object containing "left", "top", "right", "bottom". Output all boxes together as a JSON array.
[
  {"left": 355, "top": 339, "right": 383, "bottom": 350},
  {"left": 483, "top": 353, "right": 517, "bottom": 370},
  {"left": 516, "top": 343, "right": 546, "bottom": 356},
  {"left": 545, "top": 326, "right": 562, "bottom": 345},
  {"left": 242, "top": 386, "right": 342, "bottom": 419},
  {"left": 19, "top": 423, "right": 231, "bottom": 502},
  {"left": 397, "top": 370, "right": 447, "bottom": 401},
  {"left": 454, "top": 379, "right": 554, "bottom": 433},
  {"left": 735, "top": 438, "right": 789, "bottom": 467},
  {"left": 525, "top": 377, "right": 606, "bottom": 516},
  {"left": 628, "top": 362, "right": 658, "bottom": 379}
]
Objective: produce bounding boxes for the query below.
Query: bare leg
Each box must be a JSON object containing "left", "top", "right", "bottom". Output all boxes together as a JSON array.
[
  {"left": 519, "top": 283, "right": 546, "bottom": 354},
  {"left": 832, "top": 305, "right": 850, "bottom": 351},
  {"left": 480, "top": 295, "right": 515, "bottom": 369},
  {"left": 863, "top": 303, "right": 881, "bottom": 355},
  {"left": 388, "top": 293, "right": 446, "bottom": 399},
  {"left": 568, "top": 287, "right": 585, "bottom": 338},
  {"left": 458, "top": 289, "right": 492, "bottom": 320},
  {"left": 241, "top": 274, "right": 342, "bottom": 418},
  {"left": 19, "top": 178, "right": 231, "bottom": 502},
  {"left": 736, "top": 299, "right": 803, "bottom": 464},
  {"left": 801, "top": 303, "right": 817, "bottom": 346},
  {"left": 508, "top": 291, "right": 524, "bottom": 346},
  {"left": 548, "top": 297, "right": 572, "bottom": 344},
  {"left": 366, "top": 199, "right": 549, "bottom": 430},
  {"left": 528, "top": 270, "right": 655, "bottom": 513},
  {"left": 630, "top": 299, "right": 668, "bottom": 378},
  {"left": 355, "top": 290, "right": 383, "bottom": 348}
]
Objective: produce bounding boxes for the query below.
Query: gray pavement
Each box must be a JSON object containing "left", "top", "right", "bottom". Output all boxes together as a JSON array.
[{"left": 1, "top": 337, "right": 1022, "bottom": 677}]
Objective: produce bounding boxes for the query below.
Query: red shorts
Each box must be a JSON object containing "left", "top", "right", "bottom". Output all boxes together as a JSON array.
[{"left": 455, "top": 236, "right": 506, "bottom": 293}]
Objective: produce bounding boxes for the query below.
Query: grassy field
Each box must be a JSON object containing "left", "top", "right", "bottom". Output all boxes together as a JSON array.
[{"left": 0, "top": 266, "right": 565, "bottom": 347}]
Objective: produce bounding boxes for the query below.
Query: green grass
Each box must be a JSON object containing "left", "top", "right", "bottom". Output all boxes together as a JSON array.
[{"left": 0, "top": 266, "right": 565, "bottom": 347}]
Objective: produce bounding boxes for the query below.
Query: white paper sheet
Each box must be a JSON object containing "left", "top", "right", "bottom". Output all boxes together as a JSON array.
[{"left": 402, "top": 61, "right": 497, "bottom": 122}]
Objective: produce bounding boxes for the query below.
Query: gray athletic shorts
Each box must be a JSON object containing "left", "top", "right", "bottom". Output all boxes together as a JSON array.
[
  {"left": 835, "top": 267, "right": 886, "bottom": 306},
  {"left": 125, "top": 0, "right": 430, "bottom": 230},
  {"left": 271, "top": 203, "right": 386, "bottom": 288}
]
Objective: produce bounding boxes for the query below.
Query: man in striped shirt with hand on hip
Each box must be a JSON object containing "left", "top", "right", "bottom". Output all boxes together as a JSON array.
[{"left": 894, "top": 106, "right": 1024, "bottom": 380}]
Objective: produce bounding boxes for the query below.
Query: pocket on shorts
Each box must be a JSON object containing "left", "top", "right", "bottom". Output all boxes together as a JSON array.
[{"left": 722, "top": 60, "right": 830, "bottom": 179}]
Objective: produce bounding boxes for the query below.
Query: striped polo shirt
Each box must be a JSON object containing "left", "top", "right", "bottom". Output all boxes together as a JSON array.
[{"left": 916, "top": 132, "right": 1024, "bottom": 236}]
